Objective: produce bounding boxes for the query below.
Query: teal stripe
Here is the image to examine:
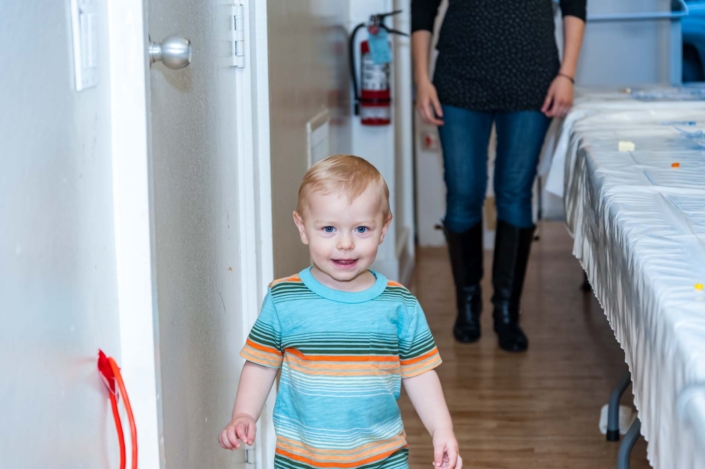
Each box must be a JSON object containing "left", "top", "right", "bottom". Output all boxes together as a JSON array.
[
  {"left": 249, "top": 322, "right": 281, "bottom": 350},
  {"left": 400, "top": 335, "right": 436, "bottom": 359},
  {"left": 375, "top": 287, "right": 416, "bottom": 306},
  {"left": 285, "top": 333, "right": 372, "bottom": 341},
  {"left": 272, "top": 292, "right": 319, "bottom": 304},
  {"left": 400, "top": 343, "right": 436, "bottom": 360},
  {"left": 271, "top": 282, "right": 319, "bottom": 303},
  {"left": 285, "top": 335, "right": 370, "bottom": 344},
  {"left": 271, "top": 282, "right": 307, "bottom": 292}
]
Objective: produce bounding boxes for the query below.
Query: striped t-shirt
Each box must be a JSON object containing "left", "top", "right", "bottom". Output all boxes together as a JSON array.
[{"left": 241, "top": 267, "right": 442, "bottom": 469}]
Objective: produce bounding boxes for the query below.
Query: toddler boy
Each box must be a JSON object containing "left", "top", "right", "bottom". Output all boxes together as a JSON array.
[{"left": 220, "top": 155, "right": 461, "bottom": 469}]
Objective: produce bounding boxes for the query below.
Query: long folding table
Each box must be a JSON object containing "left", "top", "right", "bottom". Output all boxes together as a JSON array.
[{"left": 545, "top": 89, "right": 705, "bottom": 468}]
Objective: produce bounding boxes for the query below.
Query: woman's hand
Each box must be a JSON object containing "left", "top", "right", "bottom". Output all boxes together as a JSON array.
[
  {"left": 416, "top": 79, "right": 444, "bottom": 126},
  {"left": 432, "top": 429, "right": 462, "bottom": 469},
  {"left": 541, "top": 75, "right": 574, "bottom": 118},
  {"left": 219, "top": 413, "right": 256, "bottom": 450}
]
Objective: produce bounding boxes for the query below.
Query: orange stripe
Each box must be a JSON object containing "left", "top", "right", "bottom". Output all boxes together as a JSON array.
[
  {"left": 386, "top": 280, "right": 405, "bottom": 288},
  {"left": 278, "top": 435, "right": 402, "bottom": 455},
  {"left": 241, "top": 346, "right": 282, "bottom": 361},
  {"left": 400, "top": 348, "right": 439, "bottom": 366},
  {"left": 402, "top": 354, "right": 442, "bottom": 371},
  {"left": 402, "top": 357, "right": 441, "bottom": 372},
  {"left": 241, "top": 347, "right": 277, "bottom": 361},
  {"left": 286, "top": 348, "right": 397, "bottom": 363},
  {"left": 276, "top": 446, "right": 403, "bottom": 468},
  {"left": 287, "top": 362, "right": 400, "bottom": 376},
  {"left": 242, "top": 347, "right": 282, "bottom": 364},
  {"left": 285, "top": 353, "right": 400, "bottom": 374},
  {"left": 287, "top": 360, "right": 379, "bottom": 372},
  {"left": 277, "top": 435, "right": 405, "bottom": 461},
  {"left": 246, "top": 338, "right": 282, "bottom": 357},
  {"left": 401, "top": 358, "right": 442, "bottom": 378},
  {"left": 241, "top": 352, "right": 282, "bottom": 368},
  {"left": 270, "top": 275, "right": 302, "bottom": 287}
]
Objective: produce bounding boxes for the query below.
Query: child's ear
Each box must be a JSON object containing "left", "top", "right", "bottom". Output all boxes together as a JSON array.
[
  {"left": 293, "top": 211, "right": 310, "bottom": 245},
  {"left": 379, "top": 213, "right": 393, "bottom": 244}
]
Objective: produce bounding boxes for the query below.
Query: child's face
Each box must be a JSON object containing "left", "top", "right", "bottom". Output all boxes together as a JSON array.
[{"left": 293, "top": 186, "right": 392, "bottom": 287}]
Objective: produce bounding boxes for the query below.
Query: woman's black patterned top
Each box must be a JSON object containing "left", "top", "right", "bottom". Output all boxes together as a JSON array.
[{"left": 412, "top": 0, "right": 586, "bottom": 112}]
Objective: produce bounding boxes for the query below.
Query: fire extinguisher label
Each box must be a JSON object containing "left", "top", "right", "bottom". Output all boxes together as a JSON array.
[
  {"left": 362, "top": 56, "right": 389, "bottom": 91},
  {"left": 361, "top": 106, "right": 391, "bottom": 121},
  {"left": 368, "top": 29, "right": 391, "bottom": 64}
]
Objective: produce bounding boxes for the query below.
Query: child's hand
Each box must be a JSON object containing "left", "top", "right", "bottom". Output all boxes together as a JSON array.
[
  {"left": 219, "top": 413, "right": 257, "bottom": 450},
  {"left": 432, "top": 429, "right": 462, "bottom": 469}
]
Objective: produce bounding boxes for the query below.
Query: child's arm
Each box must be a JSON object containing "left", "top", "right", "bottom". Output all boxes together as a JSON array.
[
  {"left": 404, "top": 370, "right": 462, "bottom": 469},
  {"left": 219, "top": 361, "right": 279, "bottom": 450}
]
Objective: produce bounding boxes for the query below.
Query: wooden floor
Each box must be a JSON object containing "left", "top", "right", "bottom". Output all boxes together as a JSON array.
[{"left": 401, "top": 222, "right": 650, "bottom": 469}]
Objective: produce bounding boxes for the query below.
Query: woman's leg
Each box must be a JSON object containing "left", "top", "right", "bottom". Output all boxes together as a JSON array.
[
  {"left": 491, "top": 111, "right": 551, "bottom": 352},
  {"left": 494, "top": 111, "right": 550, "bottom": 227},
  {"left": 437, "top": 105, "right": 493, "bottom": 343},
  {"left": 438, "top": 105, "right": 493, "bottom": 233}
]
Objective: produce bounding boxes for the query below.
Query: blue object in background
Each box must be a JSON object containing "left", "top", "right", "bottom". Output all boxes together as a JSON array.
[
  {"left": 682, "top": 1, "right": 705, "bottom": 82},
  {"left": 368, "top": 28, "right": 391, "bottom": 64}
]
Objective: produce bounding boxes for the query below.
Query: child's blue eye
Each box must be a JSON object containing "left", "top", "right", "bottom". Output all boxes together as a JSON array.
[
  {"left": 355, "top": 226, "right": 369, "bottom": 234},
  {"left": 323, "top": 226, "right": 335, "bottom": 233}
]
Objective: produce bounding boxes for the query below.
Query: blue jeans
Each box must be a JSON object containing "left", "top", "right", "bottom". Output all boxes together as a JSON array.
[{"left": 438, "top": 105, "right": 551, "bottom": 232}]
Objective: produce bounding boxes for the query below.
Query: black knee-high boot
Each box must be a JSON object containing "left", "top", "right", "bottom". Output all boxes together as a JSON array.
[
  {"left": 444, "top": 223, "right": 484, "bottom": 343},
  {"left": 491, "top": 220, "right": 535, "bottom": 352}
]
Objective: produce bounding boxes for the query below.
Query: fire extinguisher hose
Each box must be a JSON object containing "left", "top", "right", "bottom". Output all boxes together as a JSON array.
[
  {"left": 109, "top": 390, "right": 127, "bottom": 469},
  {"left": 349, "top": 22, "right": 366, "bottom": 116},
  {"left": 109, "top": 356, "right": 138, "bottom": 469},
  {"left": 99, "top": 350, "right": 138, "bottom": 469}
]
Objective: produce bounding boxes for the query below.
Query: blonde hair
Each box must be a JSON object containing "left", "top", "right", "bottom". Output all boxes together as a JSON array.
[{"left": 297, "top": 155, "right": 390, "bottom": 218}]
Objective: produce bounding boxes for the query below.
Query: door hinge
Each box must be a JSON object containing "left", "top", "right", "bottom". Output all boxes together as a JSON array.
[
  {"left": 245, "top": 447, "right": 256, "bottom": 464},
  {"left": 230, "top": 4, "right": 245, "bottom": 68}
]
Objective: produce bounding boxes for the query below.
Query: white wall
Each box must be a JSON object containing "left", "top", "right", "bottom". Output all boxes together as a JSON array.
[
  {"left": 413, "top": 0, "right": 449, "bottom": 248},
  {"left": 0, "top": 1, "right": 122, "bottom": 467},
  {"left": 267, "top": 0, "right": 416, "bottom": 283},
  {"left": 349, "top": 0, "right": 417, "bottom": 282},
  {"left": 569, "top": 0, "right": 680, "bottom": 86},
  {"left": 349, "top": 0, "right": 397, "bottom": 279},
  {"left": 268, "top": 0, "right": 353, "bottom": 278}
]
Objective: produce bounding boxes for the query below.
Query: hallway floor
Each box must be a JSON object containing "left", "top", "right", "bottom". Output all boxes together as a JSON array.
[{"left": 401, "top": 222, "right": 650, "bottom": 469}]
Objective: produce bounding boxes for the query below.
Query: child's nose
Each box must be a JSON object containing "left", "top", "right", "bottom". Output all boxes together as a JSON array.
[{"left": 337, "top": 234, "right": 354, "bottom": 250}]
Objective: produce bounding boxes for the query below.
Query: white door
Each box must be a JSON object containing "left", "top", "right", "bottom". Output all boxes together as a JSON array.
[{"left": 144, "top": 0, "right": 274, "bottom": 467}]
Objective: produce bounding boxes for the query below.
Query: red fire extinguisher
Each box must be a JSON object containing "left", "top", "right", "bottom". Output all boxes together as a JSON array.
[{"left": 350, "top": 11, "right": 407, "bottom": 126}]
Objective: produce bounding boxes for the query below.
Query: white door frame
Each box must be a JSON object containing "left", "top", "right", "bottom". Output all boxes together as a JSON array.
[
  {"left": 241, "top": 1, "right": 278, "bottom": 468},
  {"left": 108, "top": 0, "right": 274, "bottom": 467}
]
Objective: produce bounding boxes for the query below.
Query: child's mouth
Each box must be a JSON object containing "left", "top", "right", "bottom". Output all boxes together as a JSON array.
[{"left": 332, "top": 259, "right": 358, "bottom": 269}]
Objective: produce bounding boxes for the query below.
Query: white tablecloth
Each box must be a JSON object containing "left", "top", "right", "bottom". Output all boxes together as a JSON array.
[
  {"left": 556, "top": 90, "right": 705, "bottom": 468},
  {"left": 541, "top": 87, "right": 705, "bottom": 197}
]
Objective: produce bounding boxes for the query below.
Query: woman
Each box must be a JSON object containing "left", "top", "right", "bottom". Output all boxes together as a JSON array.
[{"left": 412, "top": 0, "right": 586, "bottom": 352}]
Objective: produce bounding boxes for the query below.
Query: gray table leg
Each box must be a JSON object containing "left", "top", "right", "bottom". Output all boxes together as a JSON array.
[
  {"left": 607, "top": 370, "right": 632, "bottom": 441},
  {"left": 617, "top": 418, "right": 641, "bottom": 469}
]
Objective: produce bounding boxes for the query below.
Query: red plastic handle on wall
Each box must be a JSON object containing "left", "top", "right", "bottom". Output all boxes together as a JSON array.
[{"left": 98, "top": 350, "right": 137, "bottom": 469}]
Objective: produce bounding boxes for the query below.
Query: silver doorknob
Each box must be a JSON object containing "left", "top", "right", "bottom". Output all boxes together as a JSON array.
[{"left": 149, "top": 35, "right": 192, "bottom": 69}]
